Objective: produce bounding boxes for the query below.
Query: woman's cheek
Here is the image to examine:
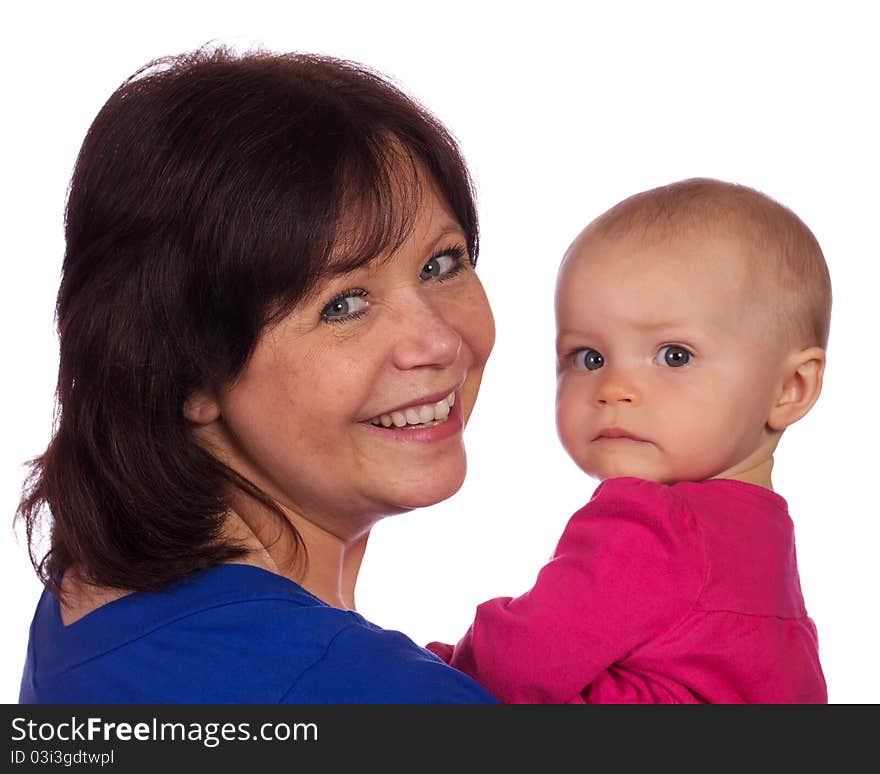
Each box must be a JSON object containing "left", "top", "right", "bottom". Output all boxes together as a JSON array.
[{"left": 460, "top": 279, "right": 496, "bottom": 367}]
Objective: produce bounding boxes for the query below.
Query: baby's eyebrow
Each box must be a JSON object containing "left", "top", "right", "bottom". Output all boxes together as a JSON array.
[
  {"left": 627, "top": 318, "right": 692, "bottom": 331},
  {"left": 555, "top": 331, "right": 603, "bottom": 356},
  {"left": 555, "top": 329, "right": 588, "bottom": 345},
  {"left": 556, "top": 320, "right": 692, "bottom": 340}
]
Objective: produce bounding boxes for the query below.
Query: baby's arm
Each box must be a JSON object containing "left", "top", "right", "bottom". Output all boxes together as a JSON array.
[{"left": 428, "top": 478, "right": 705, "bottom": 703}]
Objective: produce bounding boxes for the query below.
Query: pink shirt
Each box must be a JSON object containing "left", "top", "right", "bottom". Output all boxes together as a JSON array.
[{"left": 429, "top": 477, "right": 826, "bottom": 703}]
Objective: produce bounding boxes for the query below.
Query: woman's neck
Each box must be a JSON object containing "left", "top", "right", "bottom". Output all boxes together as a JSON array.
[
  {"left": 222, "top": 508, "right": 368, "bottom": 610},
  {"left": 58, "top": 509, "right": 367, "bottom": 627},
  {"left": 59, "top": 568, "right": 130, "bottom": 626}
]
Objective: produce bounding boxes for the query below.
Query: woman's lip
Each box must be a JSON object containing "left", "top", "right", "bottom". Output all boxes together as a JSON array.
[
  {"left": 366, "top": 382, "right": 462, "bottom": 418},
  {"left": 359, "top": 398, "right": 464, "bottom": 443}
]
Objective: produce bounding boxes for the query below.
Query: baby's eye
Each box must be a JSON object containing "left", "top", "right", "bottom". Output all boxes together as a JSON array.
[
  {"left": 320, "top": 289, "right": 368, "bottom": 323},
  {"left": 655, "top": 345, "right": 692, "bottom": 367},
  {"left": 419, "top": 246, "right": 466, "bottom": 282},
  {"left": 573, "top": 348, "right": 605, "bottom": 371}
]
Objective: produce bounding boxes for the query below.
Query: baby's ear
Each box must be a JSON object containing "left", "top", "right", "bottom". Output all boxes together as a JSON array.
[
  {"left": 183, "top": 389, "right": 221, "bottom": 425},
  {"left": 767, "top": 347, "right": 826, "bottom": 431}
]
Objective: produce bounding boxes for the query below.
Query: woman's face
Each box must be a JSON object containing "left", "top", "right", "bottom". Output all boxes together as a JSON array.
[{"left": 195, "top": 181, "right": 495, "bottom": 539}]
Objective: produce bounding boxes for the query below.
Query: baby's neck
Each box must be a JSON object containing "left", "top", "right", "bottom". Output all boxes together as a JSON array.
[{"left": 711, "top": 456, "right": 774, "bottom": 491}]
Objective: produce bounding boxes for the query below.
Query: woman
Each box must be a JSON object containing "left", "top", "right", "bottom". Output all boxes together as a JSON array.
[{"left": 17, "top": 47, "right": 497, "bottom": 703}]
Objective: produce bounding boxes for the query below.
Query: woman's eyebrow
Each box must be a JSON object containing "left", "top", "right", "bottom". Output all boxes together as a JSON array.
[{"left": 428, "top": 223, "right": 467, "bottom": 245}]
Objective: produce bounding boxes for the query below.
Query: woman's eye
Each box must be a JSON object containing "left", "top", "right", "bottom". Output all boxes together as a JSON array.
[
  {"left": 320, "top": 290, "right": 368, "bottom": 323},
  {"left": 419, "top": 246, "right": 465, "bottom": 282},
  {"left": 573, "top": 348, "right": 605, "bottom": 371},
  {"left": 655, "top": 345, "right": 692, "bottom": 367}
]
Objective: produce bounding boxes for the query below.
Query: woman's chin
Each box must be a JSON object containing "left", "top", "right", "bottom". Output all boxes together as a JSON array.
[{"left": 388, "top": 461, "right": 468, "bottom": 511}]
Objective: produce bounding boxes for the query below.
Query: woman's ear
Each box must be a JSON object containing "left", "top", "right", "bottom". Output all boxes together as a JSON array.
[
  {"left": 183, "top": 390, "right": 221, "bottom": 425},
  {"left": 767, "top": 347, "right": 826, "bottom": 431}
]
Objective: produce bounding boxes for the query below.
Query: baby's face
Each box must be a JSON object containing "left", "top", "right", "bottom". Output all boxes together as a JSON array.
[{"left": 555, "top": 227, "right": 787, "bottom": 484}]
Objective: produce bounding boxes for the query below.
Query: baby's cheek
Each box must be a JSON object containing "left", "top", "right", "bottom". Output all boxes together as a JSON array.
[
  {"left": 666, "top": 414, "right": 734, "bottom": 479},
  {"left": 555, "top": 384, "right": 589, "bottom": 461}
]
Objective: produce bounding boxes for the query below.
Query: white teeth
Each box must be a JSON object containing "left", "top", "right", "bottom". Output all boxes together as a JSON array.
[
  {"left": 433, "top": 398, "right": 450, "bottom": 420},
  {"left": 367, "top": 392, "right": 456, "bottom": 429}
]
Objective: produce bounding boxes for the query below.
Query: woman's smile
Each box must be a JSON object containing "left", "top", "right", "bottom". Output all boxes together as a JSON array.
[{"left": 361, "top": 391, "right": 463, "bottom": 443}]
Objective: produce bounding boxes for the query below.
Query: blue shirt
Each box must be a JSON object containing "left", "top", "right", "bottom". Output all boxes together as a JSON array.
[{"left": 19, "top": 564, "right": 498, "bottom": 704}]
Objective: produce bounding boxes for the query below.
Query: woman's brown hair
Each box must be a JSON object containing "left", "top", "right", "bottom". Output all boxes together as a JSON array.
[{"left": 17, "top": 46, "right": 479, "bottom": 595}]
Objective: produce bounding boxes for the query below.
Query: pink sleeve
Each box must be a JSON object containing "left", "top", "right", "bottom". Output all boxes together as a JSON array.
[
  {"left": 425, "top": 641, "right": 454, "bottom": 663},
  {"left": 432, "top": 478, "right": 706, "bottom": 703}
]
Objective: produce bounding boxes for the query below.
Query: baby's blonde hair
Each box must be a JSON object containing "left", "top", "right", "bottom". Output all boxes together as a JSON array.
[{"left": 586, "top": 178, "right": 832, "bottom": 349}]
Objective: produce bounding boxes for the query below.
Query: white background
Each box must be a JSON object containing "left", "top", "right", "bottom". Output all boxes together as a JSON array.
[{"left": 2, "top": 1, "right": 878, "bottom": 703}]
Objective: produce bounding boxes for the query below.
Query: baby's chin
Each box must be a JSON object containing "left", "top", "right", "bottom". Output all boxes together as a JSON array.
[
  {"left": 585, "top": 459, "right": 684, "bottom": 486},
  {"left": 573, "top": 446, "right": 719, "bottom": 486},
  {"left": 590, "top": 462, "right": 733, "bottom": 486}
]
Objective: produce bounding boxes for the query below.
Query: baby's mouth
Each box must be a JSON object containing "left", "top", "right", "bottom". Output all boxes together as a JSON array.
[
  {"left": 593, "top": 427, "right": 649, "bottom": 443},
  {"left": 366, "top": 392, "right": 455, "bottom": 429}
]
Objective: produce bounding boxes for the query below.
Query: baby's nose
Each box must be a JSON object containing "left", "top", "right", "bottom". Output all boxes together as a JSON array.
[{"left": 596, "top": 373, "right": 640, "bottom": 406}]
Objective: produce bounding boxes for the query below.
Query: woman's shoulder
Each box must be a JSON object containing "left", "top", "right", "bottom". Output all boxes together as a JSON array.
[
  {"left": 23, "top": 564, "right": 496, "bottom": 703},
  {"left": 57, "top": 563, "right": 337, "bottom": 632},
  {"left": 45, "top": 563, "right": 368, "bottom": 665},
  {"left": 162, "top": 566, "right": 496, "bottom": 702},
  {"left": 279, "top": 617, "right": 498, "bottom": 703}
]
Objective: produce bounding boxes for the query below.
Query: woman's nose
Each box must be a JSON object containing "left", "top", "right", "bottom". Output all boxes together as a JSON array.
[
  {"left": 391, "top": 297, "right": 462, "bottom": 371},
  {"left": 595, "top": 369, "right": 641, "bottom": 406}
]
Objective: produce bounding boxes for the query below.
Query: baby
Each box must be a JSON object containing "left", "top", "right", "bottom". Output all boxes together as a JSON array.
[{"left": 428, "top": 177, "right": 830, "bottom": 703}]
